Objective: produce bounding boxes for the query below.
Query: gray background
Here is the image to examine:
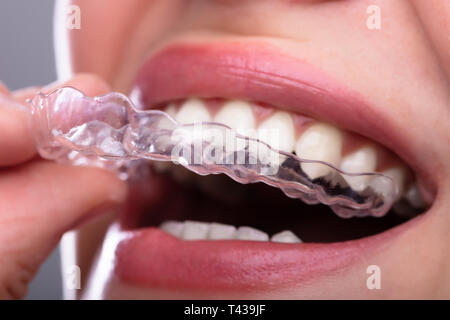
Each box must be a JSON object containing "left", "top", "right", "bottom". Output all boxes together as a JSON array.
[{"left": 0, "top": 0, "right": 62, "bottom": 299}]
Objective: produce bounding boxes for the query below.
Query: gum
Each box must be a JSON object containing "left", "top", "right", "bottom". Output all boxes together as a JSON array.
[{"left": 27, "top": 87, "right": 398, "bottom": 218}]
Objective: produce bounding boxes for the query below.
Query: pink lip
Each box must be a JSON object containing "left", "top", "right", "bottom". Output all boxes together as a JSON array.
[
  {"left": 115, "top": 218, "right": 421, "bottom": 291},
  {"left": 112, "top": 41, "right": 430, "bottom": 292}
]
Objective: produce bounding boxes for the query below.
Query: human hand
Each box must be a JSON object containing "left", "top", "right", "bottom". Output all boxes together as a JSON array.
[{"left": 0, "top": 74, "right": 127, "bottom": 299}]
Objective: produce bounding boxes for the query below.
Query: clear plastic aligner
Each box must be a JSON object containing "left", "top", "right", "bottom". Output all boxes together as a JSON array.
[{"left": 28, "top": 87, "right": 398, "bottom": 218}]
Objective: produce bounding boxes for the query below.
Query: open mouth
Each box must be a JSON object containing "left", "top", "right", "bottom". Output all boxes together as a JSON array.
[
  {"left": 107, "top": 41, "right": 434, "bottom": 292},
  {"left": 122, "top": 95, "right": 425, "bottom": 243}
]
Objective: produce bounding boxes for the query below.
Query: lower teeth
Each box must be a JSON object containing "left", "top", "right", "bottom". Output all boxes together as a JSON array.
[{"left": 160, "top": 220, "right": 303, "bottom": 243}]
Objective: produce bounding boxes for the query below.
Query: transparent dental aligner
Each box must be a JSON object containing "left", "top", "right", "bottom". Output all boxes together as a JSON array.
[{"left": 28, "top": 87, "right": 398, "bottom": 218}]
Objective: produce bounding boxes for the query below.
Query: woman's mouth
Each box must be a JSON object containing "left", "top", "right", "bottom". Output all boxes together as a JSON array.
[{"left": 95, "top": 41, "right": 436, "bottom": 295}]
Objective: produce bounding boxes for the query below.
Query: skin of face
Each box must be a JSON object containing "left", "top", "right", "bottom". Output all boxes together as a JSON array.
[{"left": 54, "top": 0, "right": 450, "bottom": 299}]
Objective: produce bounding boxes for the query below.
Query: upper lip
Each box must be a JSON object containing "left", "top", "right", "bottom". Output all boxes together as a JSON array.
[{"left": 130, "top": 40, "right": 436, "bottom": 200}]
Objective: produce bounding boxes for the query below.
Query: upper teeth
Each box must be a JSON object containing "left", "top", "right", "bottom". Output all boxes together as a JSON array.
[
  {"left": 213, "top": 100, "right": 256, "bottom": 137},
  {"left": 295, "top": 123, "right": 343, "bottom": 179},
  {"left": 160, "top": 220, "right": 302, "bottom": 243},
  {"left": 381, "top": 167, "right": 407, "bottom": 201},
  {"left": 176, "top": 98, "right": 212, "bottom": 124},
  {"left": 340, "top": 146, "right": 377, "bottom": 191},
  {"left": 257, "top": 111, "right": 295, "bottom": 153},
  {"left": 404, "top": 183, "right": 425, "bottom": 209},
  {"left": 164, "top": 98, "right": 424, "bottom": 211}
]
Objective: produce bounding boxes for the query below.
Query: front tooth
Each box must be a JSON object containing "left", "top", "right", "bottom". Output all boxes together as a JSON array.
[
  {"left": 208, "top": 223, "right": 237, "bottom": 240},
  {"left": 295, "top": 123, "right": 343, "bottom": 180},
  {"left": 181, "top": 221, "right": 210, "bottom": 240},
  {"left": 158, "top": 103, "right": 178, "bottom": 129},
  {"left": 340, "top": 146, "right": 377, "bottom": 191},
  {"left": 236, "top": 226, "right": 269, "bottom": 241},
  {"left": 165, "top": 103, "right": 177, "bottom": 117},
  {"left": 382, "top": 167, "right": 406, "bottom": 201},
  {"left": 175, "top": 98, "right": 211, "bottom": 124},
  {"left": 160, "top": 220, "right": 184, "bottom": 238},
  {"left": 271, "top": 230, "right": 302, "bottom": 243},
  {"left": 257, "top": 111, "right": 295, "bottom": 153},
  {"left": 213, "top": 100, "right": 256, "bottom": 136}
]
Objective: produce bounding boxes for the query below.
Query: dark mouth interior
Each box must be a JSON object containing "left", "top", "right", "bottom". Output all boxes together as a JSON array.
[{"left": 121, "top": 163, "right": 414, "bottom": 243}]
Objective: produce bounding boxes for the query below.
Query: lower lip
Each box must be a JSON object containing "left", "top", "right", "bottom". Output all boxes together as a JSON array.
[{"left": 114, "top": 216, "right": 421, "bottom": 291}]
